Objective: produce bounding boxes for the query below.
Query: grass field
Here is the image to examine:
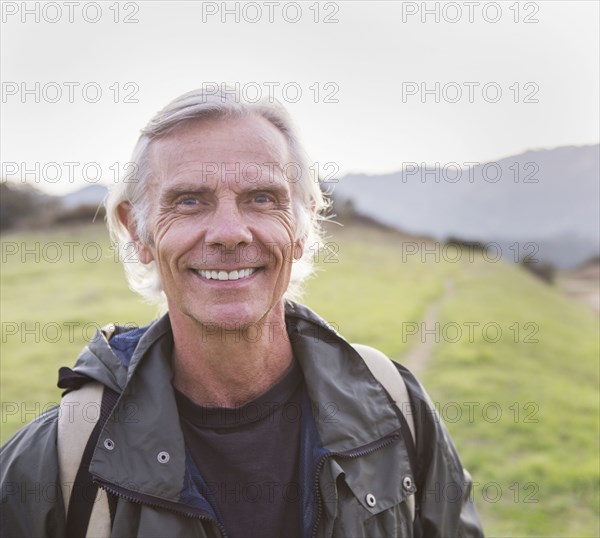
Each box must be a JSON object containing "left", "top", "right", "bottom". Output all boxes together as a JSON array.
[{"left": 1, "top": 222, "right": 599, "bottom": 536}]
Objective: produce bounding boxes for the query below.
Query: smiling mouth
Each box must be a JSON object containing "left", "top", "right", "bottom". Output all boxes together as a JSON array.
[{"left": 192, "top": 267, "right": 261, "bottom": 281}]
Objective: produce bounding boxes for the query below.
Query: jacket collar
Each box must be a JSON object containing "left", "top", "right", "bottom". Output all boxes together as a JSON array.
[
  {"left": 285, "top": 300, "right": 401, "bottom": 452},
  {"left": 88, "top": 301, "right": 402, "bottom": 505}
]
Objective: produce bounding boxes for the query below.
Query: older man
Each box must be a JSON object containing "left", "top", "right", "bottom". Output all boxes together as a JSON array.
[{"left": 1, "top": 88, "right": 484, "bottom": 537}]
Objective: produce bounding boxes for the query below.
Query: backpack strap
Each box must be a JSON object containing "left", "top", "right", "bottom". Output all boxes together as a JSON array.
[
  {"left": 58, "top": 381, "right": 118, "bottom": 538},
  {"left": 351, "top": 343, "right": 417, "bottom": 524}
]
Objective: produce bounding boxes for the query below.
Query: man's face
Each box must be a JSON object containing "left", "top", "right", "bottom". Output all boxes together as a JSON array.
[{"left": 135, "top": 115, "right": 302, "bottom": 330}]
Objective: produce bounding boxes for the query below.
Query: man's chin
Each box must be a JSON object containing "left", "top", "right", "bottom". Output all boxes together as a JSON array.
[{"left": 191, "top": 304, "right": 269, "bottom": 332}]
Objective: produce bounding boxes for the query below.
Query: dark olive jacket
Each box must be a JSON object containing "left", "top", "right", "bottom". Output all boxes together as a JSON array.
[{"left": 1, "top": 301, "right": 484, "bottom": 537}]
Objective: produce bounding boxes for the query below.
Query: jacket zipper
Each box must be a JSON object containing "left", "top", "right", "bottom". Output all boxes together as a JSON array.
[
  {"left": 310, "top": 431, "right": 401, "bottom": 538},
  {"left": 95, "top": 479, "right": 229, "bottom": 538}
]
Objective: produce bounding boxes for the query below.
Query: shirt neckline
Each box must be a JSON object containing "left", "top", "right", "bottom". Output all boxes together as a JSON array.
[{"left": 174, "top": 358, "right": 303, "bottom": 429}]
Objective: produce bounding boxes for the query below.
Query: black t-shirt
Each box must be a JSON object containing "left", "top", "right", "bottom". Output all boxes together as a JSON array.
[{"left": 174, "top": 359, "right": 304, "bottom": 538}]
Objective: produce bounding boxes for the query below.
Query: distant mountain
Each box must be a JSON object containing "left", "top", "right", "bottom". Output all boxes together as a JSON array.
[
  {"left": 328, "top": 145, "right": 600, "bottom": 269},
  {"left": 61, "top": 184, "right": 108, "bottom": 209}
]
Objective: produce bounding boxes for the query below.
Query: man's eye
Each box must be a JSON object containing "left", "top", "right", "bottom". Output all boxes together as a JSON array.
[
  {"left": 178, "top": 197, "right": 199, "bottom": 206},
  {"left": 253, "top": 193, "right": 273, "bottom": 204}
]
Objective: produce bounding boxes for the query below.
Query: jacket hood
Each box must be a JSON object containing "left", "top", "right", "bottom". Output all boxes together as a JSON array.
[{"left": 68, "top": 317, "right": 169, "bottom": 394}]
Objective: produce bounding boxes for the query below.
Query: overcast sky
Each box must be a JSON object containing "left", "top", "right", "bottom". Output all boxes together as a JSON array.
[{"left": 1, "top": 0, "right": 599, "bottom": 195}]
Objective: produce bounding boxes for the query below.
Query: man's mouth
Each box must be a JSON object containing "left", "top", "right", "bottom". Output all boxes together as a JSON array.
[{"left": 192, "top": 267, "right": 260, "bottom": 281}]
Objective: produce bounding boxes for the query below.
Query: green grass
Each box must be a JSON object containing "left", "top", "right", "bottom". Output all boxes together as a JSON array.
[
  {"left": 302, "top": 224, "right": 458, "bottom": 355},
  {"left": 423, "top": 261, "right": 600, "bottom": 537},
  {"left": 1, "top": 222, "right": 599, "bottom": 536}
]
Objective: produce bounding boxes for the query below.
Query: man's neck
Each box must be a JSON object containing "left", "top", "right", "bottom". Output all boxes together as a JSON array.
[{"left": 170, "top": 307, "right": 293, "bottom": 408}]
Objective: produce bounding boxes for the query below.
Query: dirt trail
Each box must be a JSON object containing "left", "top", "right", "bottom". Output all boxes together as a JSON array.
[
  {"left": 558, "top": 261, "right": 600, "bottom": 316},
  {"left": 401, "top": 278, "right": 456, "bottom": 377}
]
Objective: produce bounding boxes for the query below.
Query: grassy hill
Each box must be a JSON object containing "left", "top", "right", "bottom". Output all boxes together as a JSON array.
[{"left": 1, "top": 222, "right": 598, "bottom": 536}]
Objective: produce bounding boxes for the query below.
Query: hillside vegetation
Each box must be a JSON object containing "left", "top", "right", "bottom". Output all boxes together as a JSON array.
[{"left": 1, "top": 222, "right": 598, "bottom": 537}]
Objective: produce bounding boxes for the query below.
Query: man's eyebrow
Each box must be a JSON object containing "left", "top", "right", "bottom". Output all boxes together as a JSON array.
[
  {"left": 160, "top": 184, "right": 213, "bottom": 202},
  {"left": 245, "top": 182, "right": 291, "bottom": 197}
]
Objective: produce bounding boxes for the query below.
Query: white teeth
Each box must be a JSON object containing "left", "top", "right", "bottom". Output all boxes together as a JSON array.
[{"left": 197, "top": 268, "right": 257, "bottom": 281}]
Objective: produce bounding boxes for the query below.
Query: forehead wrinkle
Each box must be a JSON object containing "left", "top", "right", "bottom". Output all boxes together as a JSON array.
[{"left": 150, "top": 115, "right": 291, "bottom": 172}]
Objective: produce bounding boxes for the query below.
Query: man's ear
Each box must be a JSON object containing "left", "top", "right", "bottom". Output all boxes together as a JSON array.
[
  {"left": 293, "top": 237, "right": 306, "bottom": 261},
  {"left": 117, "top": 202, "right": 154, "bottom": 265}
]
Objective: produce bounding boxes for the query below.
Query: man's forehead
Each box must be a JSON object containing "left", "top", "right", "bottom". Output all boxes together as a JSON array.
[{"left": 143, "top": 117, "right": 299, "bottom": 191}]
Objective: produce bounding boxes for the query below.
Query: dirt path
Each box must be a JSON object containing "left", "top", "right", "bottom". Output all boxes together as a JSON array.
[
  {"left": 557, "top": 261, "right": 600, "bottom": 316},
  {"left": 400, "top": 278, "right": 456, "bottom": 377}
]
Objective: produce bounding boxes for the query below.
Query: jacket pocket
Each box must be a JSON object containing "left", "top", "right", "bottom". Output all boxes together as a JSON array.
[
  {"left": 329, "top": 438, "right": 416, "bottom": 538},
  {"left": 331, "top": 477, "right": 413, "bottom": 538}
]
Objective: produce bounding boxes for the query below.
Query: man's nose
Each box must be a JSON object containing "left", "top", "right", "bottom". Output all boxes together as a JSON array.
[{"left": 204, "top": 200, "right": 253, "bottom": 250}]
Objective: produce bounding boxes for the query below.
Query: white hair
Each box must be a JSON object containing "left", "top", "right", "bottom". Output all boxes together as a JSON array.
[{"left": 105, "top": 87, "right": 329, "bottom": 308}]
